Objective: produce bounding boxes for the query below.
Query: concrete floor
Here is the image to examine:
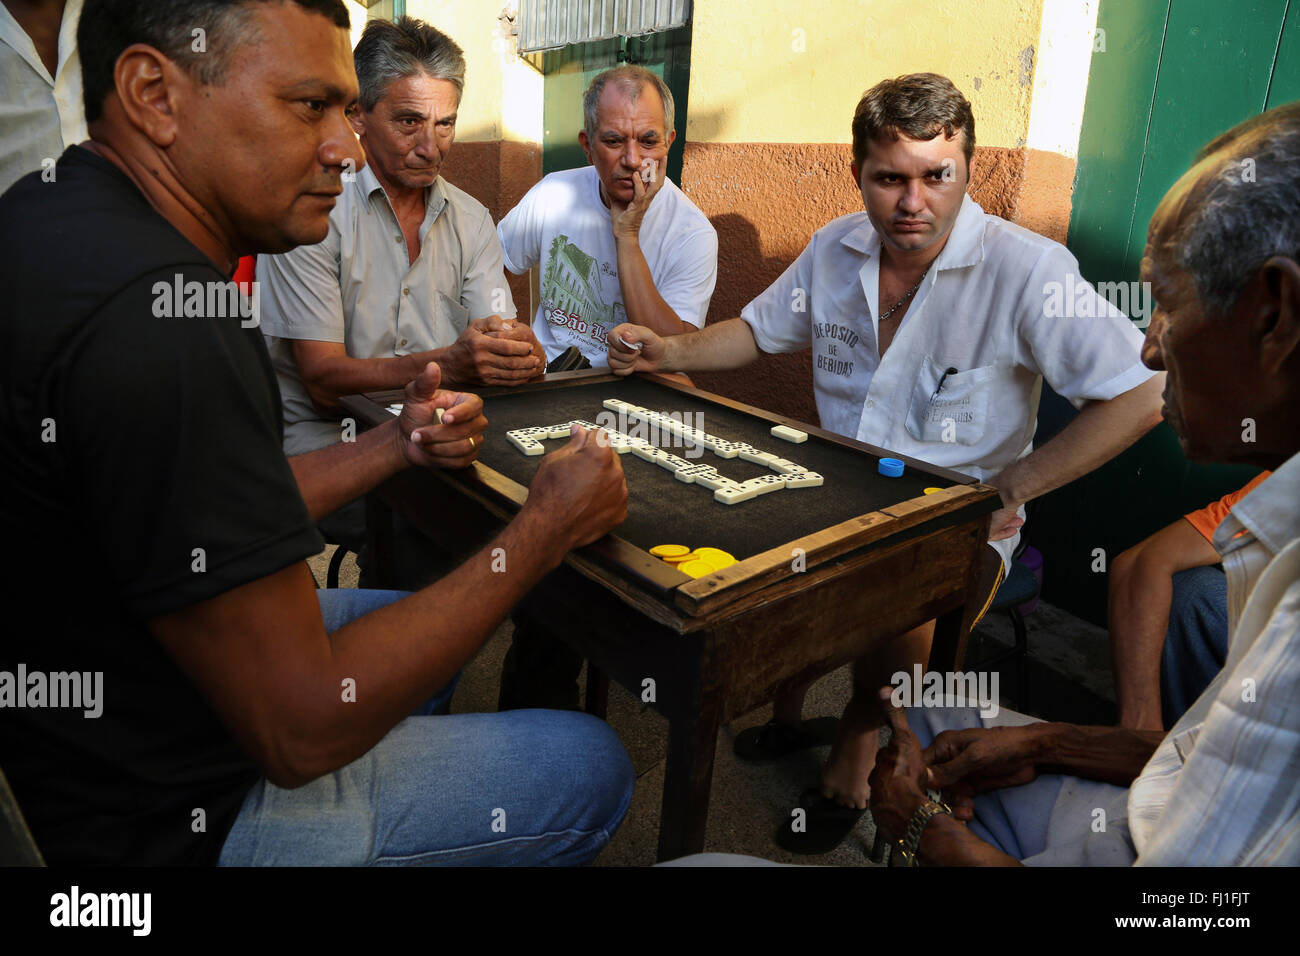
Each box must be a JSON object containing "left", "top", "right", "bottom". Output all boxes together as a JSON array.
[{"left": 308, "top": 545, "right": 1118, "bottom": 867}]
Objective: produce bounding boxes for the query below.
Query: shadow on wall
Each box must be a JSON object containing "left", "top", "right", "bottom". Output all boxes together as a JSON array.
[{"left": 692, "top": 212, "right": 819, "bottom": 425}]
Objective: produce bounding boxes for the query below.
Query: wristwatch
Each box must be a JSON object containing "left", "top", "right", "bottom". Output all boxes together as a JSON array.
[{"left": 893, "top": 790, "right": 951, "bottom": 867}]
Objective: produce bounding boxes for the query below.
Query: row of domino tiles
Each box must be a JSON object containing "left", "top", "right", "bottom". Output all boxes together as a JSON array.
[{"left": 505, "top": 399, "right": 824, "bottom": 505}]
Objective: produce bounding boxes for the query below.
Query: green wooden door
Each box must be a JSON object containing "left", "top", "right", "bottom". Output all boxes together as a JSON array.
[
  {"left": 538, "top": 25, "right": 692, "bottom": 183},
  {"left": 1030, "top": 0, "right": 1295, "bottom": 625}
]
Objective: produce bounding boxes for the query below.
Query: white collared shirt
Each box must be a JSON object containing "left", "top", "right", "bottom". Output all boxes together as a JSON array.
[
  {"left": 0, "top": 0, "right": 87, "bottom": 195},
  {"left": 259, "top": 162, "right": 516, "bottom": 455},
  {"left": 1130, "top": 451, "right": 1300, "bottom": 864},
  {"left": 741, "top": 194, "right": 1153, "bottom": 569}
]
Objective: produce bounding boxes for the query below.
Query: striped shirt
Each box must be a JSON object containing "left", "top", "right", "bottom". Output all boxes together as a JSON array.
[{"left": 1130, "top": 450, "right": 1300, "bottom": 864}]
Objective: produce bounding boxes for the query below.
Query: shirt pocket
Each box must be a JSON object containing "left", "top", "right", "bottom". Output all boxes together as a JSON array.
[{"left": 905, "top": 355, "right": 994, "bottom": 446}]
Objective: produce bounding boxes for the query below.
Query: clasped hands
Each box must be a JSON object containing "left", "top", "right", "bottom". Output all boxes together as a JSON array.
[{"left": 868, "top": 687, "right": 1049, "bottom": 846}]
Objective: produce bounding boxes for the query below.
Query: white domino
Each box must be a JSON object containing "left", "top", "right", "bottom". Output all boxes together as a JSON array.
[
  {"left": 547, "top": 423, "right": 575, "bottom": 439},
  {"left": 783, "top": 471, "right": 824, "bottom": 488},
  {"left": 385, "top": 404, "right": 403, "bottom": 416},
  {"left": 740, "top": 475, "right": 787, "bottom": 497},
  {"left": 768, "top": 458, "right": 807, "bottom": 475},
  {"left": 739, "top": 448, "right": 780, "bottom": 466},
  {"left": 657, "top": 454, "right": 692, "bottom": 473},
  {"left": 632, "top": 445, "right": 669, "bottom": 463},
  {"left": 602, "top": 398, "right": 630, "bottom": 412},
  {"left": 771, "top": 424, "right": 809, "bottom": 443},
  {"left": 602, "top": 430, "right": 634, "bottom": 454},
  {"left": 674, "top": 464, "right": 717, "bottom": 484},
  {"left": 714, "top": 485, "right": 759, "bottom": 505},
  {"left": 711, "top": 441, "right": 750, "bottom": 460},
  {"left": 506, "top": 431, "right": 545, "bottom": 456},
  {"left": 691, "top": 470, "right": 740, "bottom": 491}
]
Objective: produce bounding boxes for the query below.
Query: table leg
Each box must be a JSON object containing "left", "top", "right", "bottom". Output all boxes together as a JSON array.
[
  {"left": 585, "top": 665, "right": 609, "bottom": 719},
  {"left": 928, "top": 525, "right": 988, "bottom": 672},
  {"left": 656, "top": 690, "right": 723, "bottom": 862}
]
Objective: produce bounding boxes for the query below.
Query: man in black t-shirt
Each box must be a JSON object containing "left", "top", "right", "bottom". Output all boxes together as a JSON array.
[{"left": 0, "top": 0, "right": 634, "bottom": 866}]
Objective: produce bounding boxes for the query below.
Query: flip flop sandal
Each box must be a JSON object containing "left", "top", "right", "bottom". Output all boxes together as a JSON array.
[
  {"left": 733, "top": 716, "right": 840, "bottom": 761},
  {"left": 774, "top": 787, "right": 868, "bottom": 855}
]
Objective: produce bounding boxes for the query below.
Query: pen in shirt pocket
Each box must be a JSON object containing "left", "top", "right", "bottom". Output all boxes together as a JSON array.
[{"left": 933, "top": 366, "right": 959, "bottom": 399}]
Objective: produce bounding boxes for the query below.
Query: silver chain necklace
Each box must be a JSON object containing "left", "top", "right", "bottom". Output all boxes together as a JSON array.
[{"left": 879, "top": 268, "right": 930, "bottom": 322}]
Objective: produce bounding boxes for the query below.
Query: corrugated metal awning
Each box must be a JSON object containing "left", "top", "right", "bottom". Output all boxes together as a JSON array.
[{"left": 517, "top": 0, "right": 691, "bottom": 53}]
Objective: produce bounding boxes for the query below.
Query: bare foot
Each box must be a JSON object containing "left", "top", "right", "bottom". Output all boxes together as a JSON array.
[{"left": 819, "top": 689, "right": 882, "bottom": 809}]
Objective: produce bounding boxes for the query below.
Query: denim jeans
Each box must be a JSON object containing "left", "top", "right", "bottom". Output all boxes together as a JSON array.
[
  {"left": 1160, "top": 565, "right": 1229, "bottom": 730},
  {"left": 218, "top": 588, "right": 635, "bottom": 866}
]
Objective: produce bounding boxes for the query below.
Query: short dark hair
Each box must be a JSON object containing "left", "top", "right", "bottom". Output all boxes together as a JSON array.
[
  {"left": 79, "top": 0, "right": 351, "bottom": 123},
  {"left": 851, "top": 73, "right": 975, "bottom": 171},
  {"left": 354, "top": 16, "right": 466, "bottom": 113}
]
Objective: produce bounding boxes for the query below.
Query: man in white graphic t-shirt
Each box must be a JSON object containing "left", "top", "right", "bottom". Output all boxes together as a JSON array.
[{"left": 497, "top": 64, "right": 718, "bottom": 369}]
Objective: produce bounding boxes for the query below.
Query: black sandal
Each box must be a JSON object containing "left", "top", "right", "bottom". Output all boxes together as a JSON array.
[
  {"left": 774, "top": 787, "right": 868, "bottom": 855},
  {"left": 733, "top": 717, "right": 840, "bottom": 761}
]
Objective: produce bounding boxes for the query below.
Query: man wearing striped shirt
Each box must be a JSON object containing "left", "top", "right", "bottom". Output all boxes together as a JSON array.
[{"left": 866, "top": 102, "right": 1300, "bottom": 866}]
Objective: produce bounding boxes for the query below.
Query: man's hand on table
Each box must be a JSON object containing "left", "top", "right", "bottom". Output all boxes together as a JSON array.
[
  {"left": 443, "top": 315, "right": 544, "bottom": 386},
  {"left": 479, "top": 314, "right": 547, "bottom": 377},
  {"left": 395, "top": 362, "right": 487, "bottom": 470},
  {"left": 607, "top": 323, "right": 666, "bottom": 376},
  {"left": 522, "top": 424, "right": 628, "bottom": 552}
]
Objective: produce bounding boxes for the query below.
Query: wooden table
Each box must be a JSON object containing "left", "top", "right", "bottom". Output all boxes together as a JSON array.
[{"left": 341, "top": 371, "right": 999, "bottom": 860}]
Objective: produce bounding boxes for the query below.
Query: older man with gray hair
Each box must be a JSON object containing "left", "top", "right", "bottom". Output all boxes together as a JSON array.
[
  {"left": 498, "top": 63, "right": 717, "bottom": 369},
  {"left": 260, "top": 16, "right": 544, "bottom": 463},
  {"left": 259, "top": 15, "right": 544, "bottom": 551}
]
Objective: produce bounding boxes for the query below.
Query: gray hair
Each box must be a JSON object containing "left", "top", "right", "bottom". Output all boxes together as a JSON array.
[
  {"left": 582, "top": 65, "right": 675, "bottom": 141},
  {"left": 1178, "top": 102, "right": 1300, "bottom": 316},
  {"left": 354, "top": 16, "right": 466, "bottom": 112}
]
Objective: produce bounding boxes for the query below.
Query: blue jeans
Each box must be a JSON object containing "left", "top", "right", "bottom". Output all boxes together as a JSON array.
[
  {"left": 218, "top": 589, "right": 635, "bottom": 866},
  {"left": 1160, "top": 565, "right": 1228, "bottom": 729}
]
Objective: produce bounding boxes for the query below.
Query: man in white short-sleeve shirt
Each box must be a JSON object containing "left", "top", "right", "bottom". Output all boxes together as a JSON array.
[
  {"left": 497, "top": 64, "right": 717, "bottom": 369},
  {"left": 609, "top": 73, "right": 1165, "bottom": 849},
  {"left": 260, "top": 19, "right": 544, "bottom": 461},
  {"left": 0, "top": 0, "right": 87, "bottom": 195}
]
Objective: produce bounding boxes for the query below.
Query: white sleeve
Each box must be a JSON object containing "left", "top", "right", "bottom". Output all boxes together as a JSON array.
[
  {"left": 656, "top": 225, "right": 718, "bottom": 328},
  {"left": 1135, "top": 578, "right": 1300, "bottom": 865},
  {"left": 1014, "top": 244, "right": 1154, "bottom": 409},
  {"left": 497, "top": 182, "right": 542, "bottom": 276},
  {"left": 739, "top": 237, "right": 816, "bottom": 354},
  {"left": 461, "top": 208, "right": 517, "bottom": 320},
  {"left": 256, "top": 224, "right": 344, "bottom": 343}
]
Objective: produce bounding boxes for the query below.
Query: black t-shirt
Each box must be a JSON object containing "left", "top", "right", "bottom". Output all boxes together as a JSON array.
[{"left": 0, "top": 146, "right": 324, "bottom": 865}]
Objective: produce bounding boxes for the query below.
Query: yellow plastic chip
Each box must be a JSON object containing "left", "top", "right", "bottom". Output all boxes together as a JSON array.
[
  {"left": 923, "top": 487, "right": 943, "bottom": 495},
  {"left": 691, "top": 547, "right": 736, "bottom": 562},
  {"left": 650, "top": 544, "right": 691, "bottom": 558},
  {"left": 699, "top": 555, "right": 736, "bottom": 571},
  {"left": 676, "top": 559, "right": 716, "bottom": 579}
]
